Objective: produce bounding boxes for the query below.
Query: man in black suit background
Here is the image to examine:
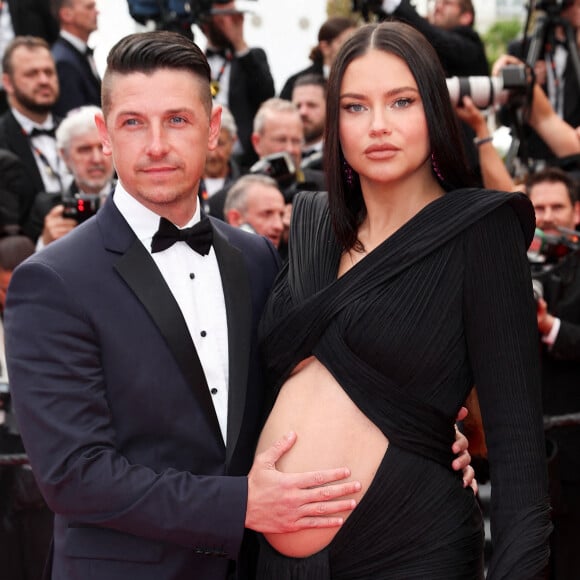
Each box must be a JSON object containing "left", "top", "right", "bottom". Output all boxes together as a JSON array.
[
  {"left": 50, "top": 0, "right": 101, "bottom": 117},
  {"left": 0, "top": 0, "right": 59, "bottom": 112},
  {"left": 199, "top": 1, "right": 275, "bottom": 171},
  {"left": 526, "top": 166, "right": 580, "bottom": 579},
  {"left": 0, "top": 36, "right": 64, "bottom": 230},
  {"left": 5, "top": 30, "right": 362, "bottom": 580}
]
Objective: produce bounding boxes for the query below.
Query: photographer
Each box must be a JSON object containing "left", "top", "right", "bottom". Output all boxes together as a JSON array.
[
  {"left": 507, "top": 0, "right": 580, "bottom": 165},
  {"left": 24, "top": 105, "right": 115, "bottom": 248},
  {"left": 525, "top": 166, "right": 580, "bottom": 579},
  {"left": 376, "top": 0, "right": 488, "bottom": 77},
  {"left": 455, "top": 55, "right": 580, "bottom": 192},
  {"left": 199, "top": 1, "right": 275, "bottom": 171}
]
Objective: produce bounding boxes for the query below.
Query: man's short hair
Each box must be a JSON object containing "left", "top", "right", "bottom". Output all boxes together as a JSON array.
[
  {"left": 2, "top": 36, "right": 51, "bottom": 77},
  {"left": 101, "top": 30, "right": 212, "bottom": 118},
  {"left": 56, "top": 105, "right": 103, "bottom": 152},
  {"left": 292, "top": 73, "right": 327, "bottom": 96},
  {"left": 253, "top": 98, "right": 300, "bottom": 135},
  {"left": 224, "top": 174, "right": 279, "bottom": 214},
  {"left": 525, "top": 166, "right": 579, "bottom": 205}
]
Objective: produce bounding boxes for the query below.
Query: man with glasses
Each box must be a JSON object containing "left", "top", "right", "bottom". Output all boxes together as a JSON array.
[{"left": 378, "top": 0, "right": 489, "bottom": 76}]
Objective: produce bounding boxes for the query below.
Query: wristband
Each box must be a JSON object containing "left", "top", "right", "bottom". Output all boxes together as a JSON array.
[{"left": 473, "top": 136, "right": 494, "bottom": 147}]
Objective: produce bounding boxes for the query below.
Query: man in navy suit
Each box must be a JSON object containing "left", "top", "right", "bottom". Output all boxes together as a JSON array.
[
  {"left": 50, "top": 0, "right": 101, "bottom": 117},
  {"left": 4, "top": 30, "right": 362, "bottom": 580}
]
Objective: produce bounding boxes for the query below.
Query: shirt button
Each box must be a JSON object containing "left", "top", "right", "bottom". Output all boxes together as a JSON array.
[
  {"left": 189, "top": 272, "right": 195, "bottom": 279},
  {"left": 210, "top": 388, "right": 218, "bottom": 395},
  {"left": 200, "top": 330, "right": 207, "bottom": 337}
]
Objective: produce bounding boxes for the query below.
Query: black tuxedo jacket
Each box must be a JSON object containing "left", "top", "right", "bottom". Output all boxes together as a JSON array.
[
  {"left": 7, "top": 0, "right": 59, "bottom": 42},
  {"left": 51, "top": 36, "right": 101, "bottom": 117},
  {"left": 226, "top": 49, "right": 275, "bottom": 170},
  {"left": 0, "top": 148, "right": 37, "bottom": 229},
  {"left": 0, "top": 111, "right": 51, "bottom": 226},
  {"left": 5, "top": 194, "right": 280, "bottom": 580},
  {"left": 536, "top": 251, "right": 580, "bottom": 482}
]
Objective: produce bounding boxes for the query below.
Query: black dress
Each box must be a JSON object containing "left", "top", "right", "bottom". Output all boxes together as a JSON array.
[{"left": 257, "top": 189, "right": 552, "bottom": 579}]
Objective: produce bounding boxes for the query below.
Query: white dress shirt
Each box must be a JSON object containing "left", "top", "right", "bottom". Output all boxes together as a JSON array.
[{"left": 114, "top": 184, "right": 230, "bottom": 443}]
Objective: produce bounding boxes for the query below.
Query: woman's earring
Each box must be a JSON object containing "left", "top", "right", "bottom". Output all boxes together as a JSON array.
[
  {"left": 343, "top": 159, "right": 354, "bottom": 186},
  {"left": 431, "top": 153, "right": 444, "bottom": 182}
]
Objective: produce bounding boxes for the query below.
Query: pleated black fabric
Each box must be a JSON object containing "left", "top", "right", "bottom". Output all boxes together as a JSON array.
[{"left": 258, "top": 189, "right": 552, "bottom": 579}]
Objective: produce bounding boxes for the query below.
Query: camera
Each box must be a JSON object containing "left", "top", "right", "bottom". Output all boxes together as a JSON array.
[
  {"left": 447, "top": 64, "right": 530, "bottom": 109},
  {"left": 351, "top": 0, "right": 384, "bottom": 20},
  {"left": 249, "top": 152, "right": 296, "bottom": 189},
  {"left": 534, "top": 0, "right": 574, "bottom": 12},
  {"left": 62, "top": 194, "right": 100, "bottom": 224},
  {"left": 127, "top": 0, "right": 257, "bottom": 34}
]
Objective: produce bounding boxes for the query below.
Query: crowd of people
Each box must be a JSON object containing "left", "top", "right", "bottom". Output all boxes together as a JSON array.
[{"left": 0, "top": 0, "right": 580, "bottom": 578}]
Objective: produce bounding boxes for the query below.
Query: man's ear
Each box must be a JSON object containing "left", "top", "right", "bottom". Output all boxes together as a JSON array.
[
  {"left": 94, "top": 113, "right": 112, "bottom": 156},
  {"left": 251, "top": 132, "right": 263, "bottom": 157},
  {"left": 208, "top": 105, "right": 222, "bottom": 150},
  {"left": 225, "top": 208, "right": 244, "bottom": 227},
  {"left": 573, "top": 201, "right": 580, "bottom": 227},
  {"left": 458, "top": 12, "right": 474, "bottom": 27}
]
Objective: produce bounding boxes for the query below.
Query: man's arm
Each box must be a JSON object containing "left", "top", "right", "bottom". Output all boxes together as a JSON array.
[{"left": 5, "top": 255, "right": 360, "bottom": 551}]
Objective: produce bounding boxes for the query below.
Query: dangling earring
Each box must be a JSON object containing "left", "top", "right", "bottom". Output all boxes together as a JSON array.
[
  {"left": 431, "top": 153, "right": 444, "bottom": 182},
  {"left": 343, "top": 159, "right": 354, "bottom": 186}
]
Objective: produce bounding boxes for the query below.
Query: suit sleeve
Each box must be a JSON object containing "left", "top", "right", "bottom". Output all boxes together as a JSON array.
[
  {"left": 5, "top": 258, "right": 248, "bottom": 557},
  {"left": 235, "top": 49, "right": 275, "bottom": 108}
]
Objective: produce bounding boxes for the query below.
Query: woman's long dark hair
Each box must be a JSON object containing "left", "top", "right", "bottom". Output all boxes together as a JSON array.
[{"left": 324, "top": 20, "right": 475, "bottom": 251}]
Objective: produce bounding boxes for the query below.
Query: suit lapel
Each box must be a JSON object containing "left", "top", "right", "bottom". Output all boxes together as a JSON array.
[
  {"left": 105, "top": 204, "right": 223, "bottom": 446},
  {"left": 211, "top": 227, "right": 252, "bottom": 466}
]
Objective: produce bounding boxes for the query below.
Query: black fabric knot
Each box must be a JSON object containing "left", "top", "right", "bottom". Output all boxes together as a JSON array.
[
  {"left": 151, "top": 216, "right": 213, "bottom": 255},
  {"left": 29, "top": 127, "right": 56, "bottom": 138},
  {"left": 85, "top": 46, "right": 94, "bottom": 56}
]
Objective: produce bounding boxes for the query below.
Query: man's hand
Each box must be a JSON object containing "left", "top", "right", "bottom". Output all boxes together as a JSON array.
[
  {"left": 453, "top": 406, "right": 477, "bottom": 494},
  {"left": 42, "top": 204, "right": 77, "bottom": 246},
  {"left": 212, "top": 10, "right": 248, "bottom": 53},
  {"left": 537, "top": 297, "right": 555, "bottom": 336},
  {"left": 246, "top": 431, "right": 361, "bottom": 534}
]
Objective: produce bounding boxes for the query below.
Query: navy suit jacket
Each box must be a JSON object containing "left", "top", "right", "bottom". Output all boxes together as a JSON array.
[
  {"left": 52, "top": 36, "right": 101, "bottom": 117},
  {"left": 5, "top": 194, "right": 280, "bottom": 580}
]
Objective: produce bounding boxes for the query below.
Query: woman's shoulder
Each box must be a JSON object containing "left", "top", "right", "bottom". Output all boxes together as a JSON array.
[{"left": 445, "top": 187, "right": 535, "bottom": 247}]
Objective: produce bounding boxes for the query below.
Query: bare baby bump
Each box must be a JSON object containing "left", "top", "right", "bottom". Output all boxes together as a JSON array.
[{"left": 256, "top": 357, "right": 388, "bottom": 557}]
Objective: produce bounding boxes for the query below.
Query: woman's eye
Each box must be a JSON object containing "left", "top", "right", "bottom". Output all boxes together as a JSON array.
[{"left": 393, "top": 98, "right": 413, "bottom": 109}]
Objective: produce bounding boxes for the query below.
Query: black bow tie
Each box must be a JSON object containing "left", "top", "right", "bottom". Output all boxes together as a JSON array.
[
  {"left": 29, "top": 126, "right": 56, "bottom": 138},
  {"left": 85, "top": 46, "right": 94, "bottom": 56},
  {"left": 151, "top": 216, "right": 213, "bottom": 255}
]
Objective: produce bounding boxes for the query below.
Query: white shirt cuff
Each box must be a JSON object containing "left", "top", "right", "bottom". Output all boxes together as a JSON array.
[
  {"left": 382, "top": 0, "right": 402, "bottom": 14},
  {"left": 541, "top": 317, "right": 561, "bottom": 346}
]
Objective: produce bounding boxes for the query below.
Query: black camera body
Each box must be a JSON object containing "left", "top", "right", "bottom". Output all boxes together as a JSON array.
[
  {"left": 62, "top": 194, "right": 100, "bottom": 224},
  {"left": 534, "top": 0, "right": 574, "bottom": 12},
  {"left": 249, "top": 152, "right": 296, "bottom": 189}
]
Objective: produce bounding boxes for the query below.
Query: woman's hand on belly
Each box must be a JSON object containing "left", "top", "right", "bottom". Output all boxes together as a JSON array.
[{"left": 245, "top": 430, "right": 362, "bottom": 534}]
